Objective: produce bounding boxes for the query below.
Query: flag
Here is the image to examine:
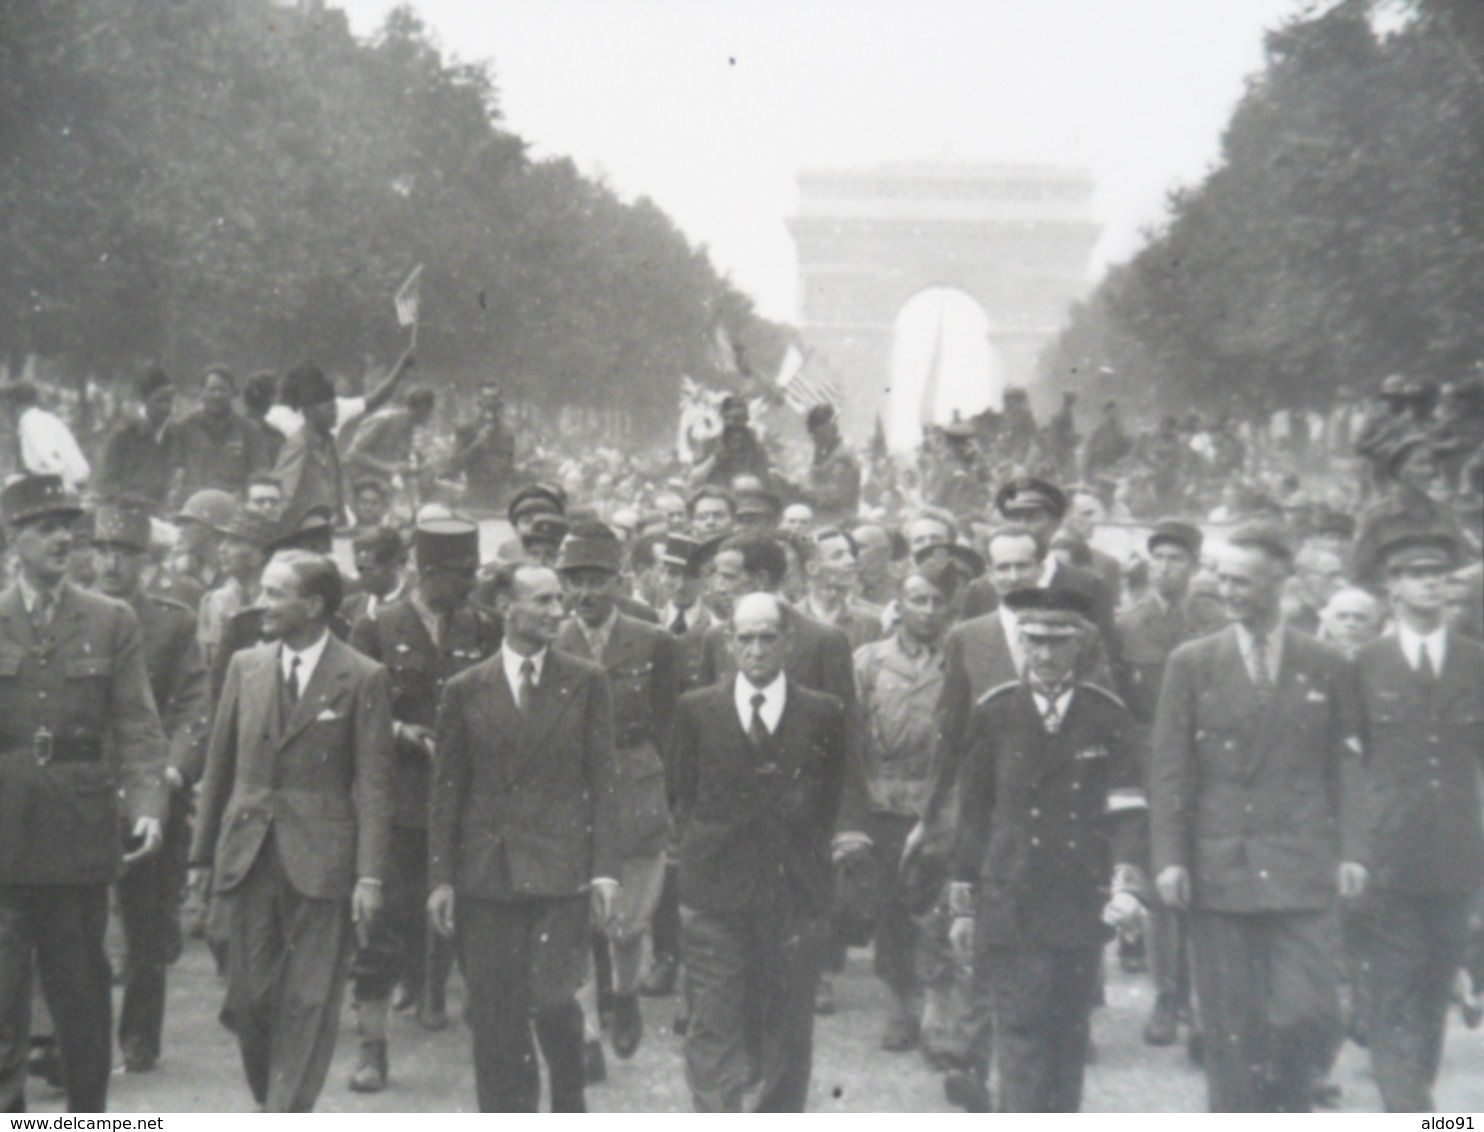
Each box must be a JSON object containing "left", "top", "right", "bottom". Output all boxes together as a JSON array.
[
  {"left": 781, "top": 349, "right": 839, "bottom": 415},
  {"left": 773, "top": 344, "right": 805, "bottom": 389},
  {"left": 918, "top": 309, "right": 946, "bottom": 427},
  {"left": 394, "top": 264, "right": 423, "bottom": 328}
]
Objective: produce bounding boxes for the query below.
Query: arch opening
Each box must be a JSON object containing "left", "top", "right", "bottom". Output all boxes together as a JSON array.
[{"left": 887, "top": 287, "right": 1006, "bottom": 453}]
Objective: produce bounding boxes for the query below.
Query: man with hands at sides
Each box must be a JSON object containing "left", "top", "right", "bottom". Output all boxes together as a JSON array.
[
  {"left": 191, "top": 550, "right": 395, "bottom": 1112},
  {"left": 947, "top": 588, "right": 1144, "bottom": 1113},
  {"left": 1149, "top": 523, "right": 1368, "bottom": 1112},
  {"left": 427, "top": 562, "right": 621, "bottom": 1113}
]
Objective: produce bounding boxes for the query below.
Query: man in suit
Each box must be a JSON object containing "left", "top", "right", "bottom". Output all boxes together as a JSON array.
[
  {"left": 0, "top": 476, "right": 169, "bottom": 1113},
  {"left": 1349, "top": 532, "right": 1484, "bottom": 1111},
  {"left": 1150, "top": 522, "right": 1368, "bottom": 1112},
  {"left": 344, "top": 518, "right": 499, "bottom": 1091},
  {"left": 671, "top": 592, "right": 858, "bottom": 1111},
  {"left": 427, "top": 562, "right": 620, "bottom": 1113},
  {"left": 90, "top": 502, "right": 210, "bottom": 1074},
  {"left": 641, "top": 533, "right": 713, "bottom": 999},
  {"left": 949, "top": 589, "right": 1141, "bottom": 1112},
  {"left": 555, "top": 521, "right": 679, "bottom": 1061},
  {"left": 958, "top": 477, "right": 1117, "bottom": 654},
  {"left": 692, "top": 533, "right": 862, "bottom": 1013},
  {"left": 191, "top": 551, "right": 395, "bottom": 1112},
  {"left": 1112, "top": 519, "right": 1208, "bottom": 1048}
]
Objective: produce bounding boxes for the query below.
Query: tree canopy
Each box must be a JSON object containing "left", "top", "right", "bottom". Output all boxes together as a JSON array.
[
  {"left": 1040, "top": 0, "right": 1484, "bottom": 419},
  {"left": 0, "top": 0, "right": 783, "bottom": 436}
]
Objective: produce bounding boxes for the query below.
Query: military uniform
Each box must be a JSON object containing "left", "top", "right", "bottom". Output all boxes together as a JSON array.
[
  {"left": 347, "top": 587, "right": 500, "bottom": 1019},
  {"left": 115, "top": 587, "right": 209, "bottom": 1070},
  {"left": 1348, "top": 535, "right": 1484, "bottom": 1112},
  {"left": 952, "top": 677, "right": 1138, "bottom": 1112},
  {"left": 0, "top": 476, "right": 168, "bottom": 1113}
]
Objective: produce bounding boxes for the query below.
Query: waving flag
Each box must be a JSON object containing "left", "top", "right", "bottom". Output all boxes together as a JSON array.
[{"left": 394, "top": 264, "right": 423, "bottom": 328}]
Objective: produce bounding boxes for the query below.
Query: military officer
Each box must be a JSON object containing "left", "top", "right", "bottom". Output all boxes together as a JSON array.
[
  {"left": 1349, "top": 532, "right": 1484, "bottom": 1111},
  {"left": 1112, "top": 518, "right": 1207, "bottom": 1047},
  {"left": 0, "top": 476, "right": 169, "bottom": 1112},
  {"left": 344, "top": 517, "right": 501, "bottom": 1091},
  {"left": 948, "top": 588, "right": 1141, "bottom": 1113},
  {"left": 641, "top": 533, "right": 713, "bottom": 999},
  {"left": 90, "top": 502, "right": 210, "bottom": 1074},
  {"left": 556, "top": 521, "right": 680, "bottom": 1061}
]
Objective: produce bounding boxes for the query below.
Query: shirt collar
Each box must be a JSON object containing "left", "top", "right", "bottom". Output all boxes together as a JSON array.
[
  {"left": 1395, "top": 621, "right": 1447, "bottom": 671},
  {"left": 502, "top": 643, "right": 547, "bottom": 686},
  {"left": 1234, "top": 621, "right": 1284, "bottom": 671},
  {"left": 18, "top": 575, "right": 64, "bottom": 615},
  {"left": 578, "top": 607, "right": 619, "bottom": 654},
  {"left": 736, "top": 670, "right": 787, "bottom": 731},
  {"left": 281, "top": 629, "right": 331, "bottom": 683}
]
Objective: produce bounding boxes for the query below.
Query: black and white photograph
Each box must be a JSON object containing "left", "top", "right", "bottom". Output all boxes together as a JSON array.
[{"left": 0, "top": 0, "right": 1481, "bottom": 1114}]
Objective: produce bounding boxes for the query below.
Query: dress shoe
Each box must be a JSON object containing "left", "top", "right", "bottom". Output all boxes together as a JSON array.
[
  {"left": 943, "top": 1070, "right": 992, "bottom": 1112},
  {"left": 584, "top": 1037, "right": 608, "bottom": 1085},
  {"left": 879, "top": 1010, "right": 920, "bottom": 1052},
  {"left": 611, "top": 994, "right": 644, "bottom": 1059},
  {"left": 1143, "top": 993, "right": 1179, "bottom": 1046},
  {"left": 392, "top": 985, "right": 418, "bottom": 1013},
  {"left": 121, "top": 1039, "right": 157, "bottom": 1074},
  {"left": 349, "top": 1040, "right": 388, "bottom": 1093},
  {"left": 638, "top": 954, "right": 679, "bottom": 998},
  {"left": 417, "top": 1001, "right": 449, "bottom": 1031},
  {"left": 813, "top": 976, "right": 836, "bottom": 1016},
  {"left": 29, "top": 1040, "right": 64, "bottom": 1089}
]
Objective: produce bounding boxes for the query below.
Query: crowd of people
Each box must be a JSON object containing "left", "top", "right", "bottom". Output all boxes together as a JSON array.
[{"left": 0, "top": 355, "right": 1480, "bottom": 1114}]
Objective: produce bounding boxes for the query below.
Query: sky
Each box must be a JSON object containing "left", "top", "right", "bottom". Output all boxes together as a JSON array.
[{"left": 337, "top": 0, "right": 1306, "bottom": 327}]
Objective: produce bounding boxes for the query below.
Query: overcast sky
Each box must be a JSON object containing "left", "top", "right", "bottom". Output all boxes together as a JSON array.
[{"left": 338, "top": 0, "right": 1304, "bottom": 324}]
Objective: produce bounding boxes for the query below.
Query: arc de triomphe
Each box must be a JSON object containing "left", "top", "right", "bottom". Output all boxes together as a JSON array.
[{"left": 787, "top": 162, "right": 1101, "bottom": 441}]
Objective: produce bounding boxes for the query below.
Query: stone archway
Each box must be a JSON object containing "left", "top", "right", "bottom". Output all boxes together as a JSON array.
[
  {"left": 787, "top": 162, "right": 1100, "bottom": 442},
  {"left": 889, "top": 287, "right": 1005, "bottom": 453}
]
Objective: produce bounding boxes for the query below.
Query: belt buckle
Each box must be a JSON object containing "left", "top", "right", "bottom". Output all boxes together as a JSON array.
[{"left": 34, "top": 727, "right": 54, "bottom": 767}]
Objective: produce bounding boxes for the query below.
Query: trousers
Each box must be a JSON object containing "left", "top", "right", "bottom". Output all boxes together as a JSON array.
[
  {"left": 0, "top": 885, "right": 111, "bottom": 1112},
  {"left": 116, "top": 792, "right": 192, "bottom": 1064},
  {"left": 1350, "top": 890, "right": 1472, "bottom": 1112},
  {"left": 220, "top": 833, "right": 352, "bottom": 1112},
  {"left": 985, "top": 943, "right": 1102, "bottom": 1112},
  {"left": 1188, "top": 908, "right": 1341, "bottom": 1112},
  {"left": 681, "top": 903, "right": 826, "bottom": 1112},
  {"left": 458, "top": 895, "right": 590, "bottom": 1112},
  {"left": 349, "top": 826, "right": 451, "bottom": 1006}
]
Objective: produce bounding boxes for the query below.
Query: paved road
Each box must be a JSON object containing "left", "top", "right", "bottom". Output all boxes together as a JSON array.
[{"left": 28, "top": 934, "right": 1484, "bottom": 1113}]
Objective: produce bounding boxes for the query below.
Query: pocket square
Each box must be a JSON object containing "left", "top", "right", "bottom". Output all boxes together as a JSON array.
[
  {"left": 1305, "top": 689, "right": 1327, "bottom": 703},
  {"left": 315, "top": 709, "right": 343, "bottom": 722}
]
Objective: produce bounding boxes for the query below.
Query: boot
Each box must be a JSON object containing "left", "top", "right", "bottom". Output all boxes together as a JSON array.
[
  {"left": 349, "top": 999, "right": 389, "bottom": 1093},
  {"left": 611, "top": 994, "right": 643, "bottom": 1060}
]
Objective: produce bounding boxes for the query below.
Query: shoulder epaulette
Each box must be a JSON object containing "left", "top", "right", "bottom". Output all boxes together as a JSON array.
[
  {"left": 1079, "top": 682, "right": 1127, "bottom": 710},
  {"left": 974, "top": 680, "right": 1021, "bottom": 707}
]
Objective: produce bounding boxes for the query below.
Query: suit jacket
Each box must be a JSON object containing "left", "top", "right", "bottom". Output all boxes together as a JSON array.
[
  {"left": 1113, "top": 594, "right": 1204, "bottom": 729},
  {"left": 960, "top": 561, "right": 1117, "bottom": 662},
  {"left": 921, "top": 609, "right": 1110, "bottom": 833},
  {"left": 191, "top": 635, "right": 395, "bottom": 901},
  {"left": 349, "top": 599, "right": 501, "bottom": 829},
  {"left": 1351, "top": 632, "right": 1484, "bottom": 894},
  {"left": 556, "top": 612, "right": 679, "bottom": 857},
  {"left": 132, "top": 592, "right": 210, "bottom": 785},
  {"left": 0, "top": 583, "right": 168, "bottom": 885},
  {"left": 1149, "top": 625, "right": 1364, "bottom": 913},
  {"left": 953, "top": 681, "right": 1137, "bottom": 947},
  {"left": 429, "top": 647, "right": 620, "bottom": 900},
  {"left": 670, "top": 678, "right": 849, "bottom": 915}
]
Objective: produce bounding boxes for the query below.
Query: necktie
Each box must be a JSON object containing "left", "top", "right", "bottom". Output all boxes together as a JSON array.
[
  {"left": 518, "top": 658, "right": 536, "bottom": 715},
  {"left": 30, "top": 591, "right": 54, "bottom": 641},
  {"left": 669, "top": 609, "right": 687, "bottom": 636},
  {"left": 285, "top": 655, "right": 301, "bottom": 708},
  {"left": 1418, "top": 643, "right": 1437, "bottom": 682},
  {"left": 748, "top": 691, "right": 769, "bottom": 747},
  {"left": 1250, "top": 632, "right": 1273, "bottom": 691}
]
